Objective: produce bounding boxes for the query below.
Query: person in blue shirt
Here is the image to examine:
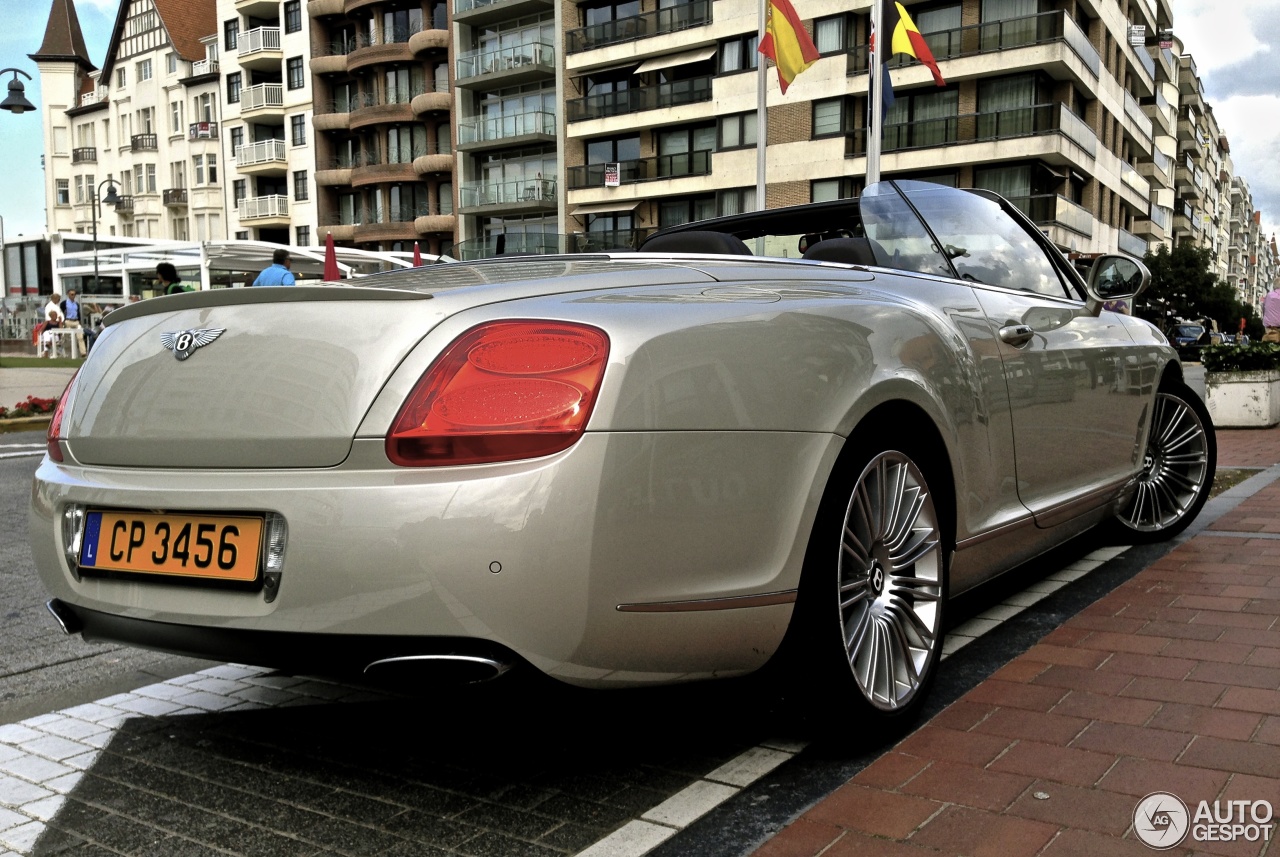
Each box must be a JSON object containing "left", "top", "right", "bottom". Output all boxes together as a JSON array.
[
  {"left": 252, "top": 249, "right": 296, "bottom": 287},
  {"left": 58, "top": 289, "right": 87, "bottom": 356}
]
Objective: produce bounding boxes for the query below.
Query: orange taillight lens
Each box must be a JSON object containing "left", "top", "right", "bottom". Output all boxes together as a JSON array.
[
  {"left": 46, "top": 370, "right": 79, "bottom": 463},
  {"left": 386, "top": 321, "right": 610, "bottom": 466}
]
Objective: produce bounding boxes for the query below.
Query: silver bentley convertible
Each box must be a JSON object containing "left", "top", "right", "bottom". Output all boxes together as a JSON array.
[{"left": 30, "top": 180, "right": 1215, "bottom": 722}]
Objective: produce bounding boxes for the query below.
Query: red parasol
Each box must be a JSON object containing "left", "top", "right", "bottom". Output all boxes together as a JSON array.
[
  {"left": 413, "top": 241, "right": 422, "bottom": 266},
  {"left": 323, "top": 231, "right": 340, "bottom": 281}
]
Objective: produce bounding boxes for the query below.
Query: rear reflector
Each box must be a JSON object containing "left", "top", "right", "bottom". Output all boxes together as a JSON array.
[{"left": 387, "top": 321, "right": 610, "bottom": 466}]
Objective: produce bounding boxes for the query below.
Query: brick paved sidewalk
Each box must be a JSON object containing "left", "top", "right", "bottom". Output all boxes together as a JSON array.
[{"left": 752, "top": 426, "right": 1280, "bottom": 857}]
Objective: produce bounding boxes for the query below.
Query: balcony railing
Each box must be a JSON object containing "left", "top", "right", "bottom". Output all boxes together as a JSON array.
[
  {"left": 130, "top": 134, "right": 159, "bottom": 151},
  {"left": 457, "top": 42, "right": 554, "bottom": 79},
  {"left": 192, "top": 59, "right": 219, "bottom": 75},
  {"left": 188, "top": 121, "right": 219, "bottom": 140},
  {"left": 1149, "top": 206, "right": 1172, "bottom": 231},
  {"left": 1120, "top": 161, "right": 1150, "bottom": 199},
  {"left": 241, "top": 83, "right": 285, "bottom": 111},
  {"left": 566, "top": 75, "right": 712, "bottom": 122},
  {"left": 847, "top": 11, "right": 1100, "bottom": 80},
  {"left": 458, "top": 110, "right": 555, "bottom": 145},
  {"left": 322, "top": 201, "right": 452, "bottom": 227},
  {"left": 240, "top": 195, "right": 289, "bottom": 220},
  {"left": 1122, "top": 92, "right": 1152, "bottom": 143},
  {"left": 236, "top": 139, "right": 288, "bottom": 166},
  {"left": 239, "top": 26, "right": 281, "bottom": 56},
  {"left": 79, "top": 88, "right": 105, "bottom": 106},
  {"left": 327, "top": 141, "right": 451, "bottom": 169},
  {"left": 1118, "top": 227, "right": 1147, "bottom": 258},
  {"left": 844, "top": 104, "right": 1098, "bottom": 159},
  {"left": 566, "top": 0, "right": 711, "bottom": 53},
  {"left": 566, "top": 150, "right": 712, "bottom": 189},
  {"left": 451, "top": 230, "right": 650, "bottom": 260},
  {"left": 1003, "top": 194, "right": 1092, "bottom": 236},
  {"left": 71, "top": 147, "right": 96, "bottom": 164},
  {"left": 460, "top": 177, "right": 557, "bottom": 208},
  {"left": 163, "top": 188, "right": 188, "bottom": 206},
  {"left": 114, "top": 196, "right": 135, "bottom": 213}
]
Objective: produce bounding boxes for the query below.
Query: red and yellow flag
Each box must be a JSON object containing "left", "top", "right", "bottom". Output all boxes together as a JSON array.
[
  {"left": 882, "top": 0, "right": 945, "bottom": 86},
  {"left": 758, "top": 0, "right": 820, "bottom": 94}
]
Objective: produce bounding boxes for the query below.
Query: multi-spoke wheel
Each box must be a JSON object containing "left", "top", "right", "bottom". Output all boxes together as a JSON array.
[
  {"left": 792, "top": 442, "right": 948, "bottom": 724},
  {"left": 1113, "top": 386, "right": 1216, "bottom": 541}
]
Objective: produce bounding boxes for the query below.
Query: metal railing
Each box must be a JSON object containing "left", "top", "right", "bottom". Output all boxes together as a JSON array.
[
  {"left": 846, "top": 11, "right": 1100, "bottom": 79},
  {"left": 456, "top": 42, "right": 554, "bottom": 79},
  {"left": 1000, "top": 194, "right": 1092, "bottom": 236},
  {"left": 130, "top": 134, "right": 159, "bottom": 151},
  {"left": 566, "top": 0, "right": 711, "bottom": 53},
  {"left": 192, "top": 59, "right": 219, "bottom": 75},
  {"left": 71, "top": 147, "right": 96, "bottom": 164},
  {"left": 188, "top": 121, "right": 219, "bottom": 140},
  {"left": 239, "top": 26, "right": 281, "bottom": 55},
  {"left": 241, "top": 83, "right": 285, "bottom": 111},
  {"left": 163, "top": 188, "right": 188, "bottom": 206},
  {"left": 460, "top": 177, "right": 557, "bottom": 208},
  {"left": 566, "top": 76, "right": 711, "bottom": 122},
  {"left": 114, "top": 196, "right": 135, "bottom": 212},
  {"left": 240, "top": 195, "right": 289, "bottom": 220},
  {"left": 458, "top": 111, "right": 555, "bottom": 145},
  {"left": 844, "top": 104, "right": 1098, "bottom": 158},
  {"left": 566, "top": 150, "right": 711, "bottom": 189},
  {"left": 236, "top": 139, "right": 288, "bottom": 165},
  {"left": 321, "top": 200, "right": 452, "bottom": 227}
]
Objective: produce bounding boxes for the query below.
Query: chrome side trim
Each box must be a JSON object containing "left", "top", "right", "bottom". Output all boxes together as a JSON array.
[
  {"left": 362, "top": 654, "right": 512, "bottom": 677},
  {"left": 616, "top": 590, "right": 798, "bottom": 613}
]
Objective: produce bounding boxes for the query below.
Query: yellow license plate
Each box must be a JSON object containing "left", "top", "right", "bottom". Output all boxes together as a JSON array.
[{"left": 79, "top": 510, "right": 264, "bottom": 582}]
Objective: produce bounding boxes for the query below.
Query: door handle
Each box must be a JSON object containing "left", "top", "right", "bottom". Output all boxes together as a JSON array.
[{"left": 999, "top": 324, "right": 1035, "bottom": 347}]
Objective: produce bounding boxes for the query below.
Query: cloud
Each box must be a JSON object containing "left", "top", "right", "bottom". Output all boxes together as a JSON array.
[
  {"left": 1174, "top": 0, "right": 1280, "bottom": 76},
  {"left": 74, "top": 0, "right": 119, "bottom": 11}
]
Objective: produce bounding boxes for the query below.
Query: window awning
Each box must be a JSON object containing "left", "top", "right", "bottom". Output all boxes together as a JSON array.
[
  {"left": 570, "top": 200, "right": 643, "bottom": 216},
  {"left": 634, "top": 46, "right": 717, "bottom": 75}
]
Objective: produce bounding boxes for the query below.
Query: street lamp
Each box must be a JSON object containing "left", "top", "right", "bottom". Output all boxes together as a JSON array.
[
  {"left": 0, "top": 68, "right": 36, "bottom": 114},
  {"left": 91, "top": 177, "right": 121, "bottom": 295}
]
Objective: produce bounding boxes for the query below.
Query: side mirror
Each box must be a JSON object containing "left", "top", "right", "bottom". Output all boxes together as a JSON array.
[{"left": 1084, "top": 255, "right": 1149, "bottom": 317}]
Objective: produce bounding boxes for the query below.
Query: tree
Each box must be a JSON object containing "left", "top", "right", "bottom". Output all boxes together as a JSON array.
[{"left": 1137, "top": 243, "right": 1255, "bottom": 336}]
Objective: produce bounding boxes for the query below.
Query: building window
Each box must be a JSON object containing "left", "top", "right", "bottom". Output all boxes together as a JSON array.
[
  {"left": 235, "top": 230, "right": 249, "bottom": 239},
  {"left": 227, "top": 72, "right": 242, "bottom": 104},
  {"left": 230, "top": 126, "right": 244, "bottom": 156},
  {"left": 115, "top": 67, "right": 127, "bottom": 88},
  {"left": 293, "top": 170, "right": 308, "bottom": 201},
  {"left": 172, "top": 216, "right": 189, "bottom": 240},
  {"left": 193, "top": 155, "right": 204, "bottom": 185},
  {"left": 224, "top": 19, "right": 238, "bottom": 51},
  {"left": 812, "top": 98, "right": 847, "bottom": 137},
  {"left": 719, "top": 33, "right": 759, "bottom": 73},
  {"left": 207, "top": 154, "right": 218, "bottom": 184},
  {"left": 295, "top": 225, "right": 310, "bottom": 246},
  {"left": 291, "top": 114, "right": 306, "bottom": 146},
  {"left": 287, "top": 57, "right": 304, "bottom": 90},
  {"left": 814, "top": 15, "right": 849, "bottom": 54},
  {"left": 137, "top": 59, "right": 152, "bottom": 81},
  {"left": 170, "top": 100, "right": 182, "bottom": 133},
  {"left": 233, "top": 179, "right": 247, "bottom": 207},
  {"left": 812, "top": 177, "right": 858, "bottom": 202},
  {"left": 167, "top": 52, "right": 178, "bottom": 74},
  {"left": 145, "top": 163, "right": 157, "bottom": 193},
  {"left": 717, "top": 188, "right": 756, "bottom": 216},
  {"left": 194, "top": 93, "right": 214, "bottom": 122},
  {"left": 56, "top": 179, "right": 70, "bottom": 205},
  {"left": 718, "top": 112, "right": 756, "bottom": 150},
  {"left": 170, "top": 161, "right": 185, "bottom": 188},
  {"left": 284, "top": 0, "right": 302, "bottom": 33}
]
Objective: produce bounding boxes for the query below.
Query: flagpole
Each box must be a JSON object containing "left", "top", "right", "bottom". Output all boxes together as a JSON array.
[
  {"left": 867, "top": 0, "right": 884, "bottom": 184},
  {"left": 756, "top": 0, "right": 768, "bottom": 213}
]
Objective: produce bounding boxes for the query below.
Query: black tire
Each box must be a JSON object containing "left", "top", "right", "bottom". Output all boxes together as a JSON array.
[
  {"left": 790, "top": 439, "right": 949, "bottom": 726},
  {"left": 1111, "top": 383, "right": 1216, "bottom": 542}
]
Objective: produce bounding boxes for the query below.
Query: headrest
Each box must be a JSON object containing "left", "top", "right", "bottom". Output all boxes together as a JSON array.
[
  {"left": 803, "top": 237, "right": 879, "bottom": 266},
  {"left": 639, "top": 230, "right": 753, "bottom": 256}
]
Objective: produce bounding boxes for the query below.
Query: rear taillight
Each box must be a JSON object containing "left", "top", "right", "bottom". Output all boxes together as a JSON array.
[
  {"left": 46, "top": 370, "right": 79, "bottom": 463},
  {"left": 387, "top": 321, "right": 610, "bottom": 466}
]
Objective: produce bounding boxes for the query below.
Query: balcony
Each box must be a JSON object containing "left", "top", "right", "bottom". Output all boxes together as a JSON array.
[
  {"left": 1118, "top": 227, "right": 1147, "bottom": 258},
  {"left": 309, "top": 0, "right": 343, "bottom": 14},
  {"left": 348, "top": 29, "right": 417, "bottom": 72},
  {"left": 566, "top": 151, "right": 711, "bottom": 189},
  {"left": 114, "top": 196, "right": 135, "bottom": 214},
  {"left": 408, "top": 27, "right": 449, "bottom": 55},
  {"left": 844, "top": 104, "right": 1098, "bottom": 163},
  {"left": 239, "top": 194, "right": 290, "bottom": 224},
  {"left": 459, "top": 177, "right": 557, "bottom": 213},
  {"left": 313, "top": 101, "right": 352, "bottom": 131},
  {"left": 846, "top": 11, "right": 1100, "bottom": 83},
  {"left": 235, "top": 139, "right": 289, "bottom": 174},
  {"left": 71, "top": 147, "right": 96, "bottom": 164},
  {"left": 310, "top": 39, "right": 354, "bottom": 75},
  {"left": 413, "top": 143, "right": 453, "bottom": 175},
  {"left": 131, "top": 134, "right": 159, "bottom": 152},
  {"left": 452, "top": 0, "right": 552, "bottom": 26},
  {"left": 350, "top": 94, "right": 415, "bottom": 130},
  {"left": 566, "top": 75, "right": 711, "bottom": 122},
  {"left": 457, "top": 110, "right": 555, "bottom": 151},
  {"left": 79, "top": 88, "right": 105, "bottom": 107},
  {"left": 234, "top": 0, "right": 280, "bottom": 18},
  {"left": 238, "top": 26, "right": 282, "bottom": 71},
  {"left": 240, "top": 83, "right": 285, "bottom": 118},
  {"left": 566, "top": 0, "right": 711, "bottom": 53},
  {"left": 412, "top": 85, "right": 452, "bottom": 115},
  {"left": 456, "top": 42, "right": 554, "bottom": 87},
  {"left": 453, "top": 233, "right": 563, "bottom": 260},
  {"left": 163, "top": 188, "right": 188, "bottom": 207},
  {"left": 188, "top": 121, "right": 219, "bottom": 140},
  {"left": 351, "top": 159, "right": 419, "bottom": 187},
  {"left": 1005, "top": 194, "right": 1093, "bottom": 238},
  {"left": 191, "top": 59, "right": 219, "bottom": 76}
]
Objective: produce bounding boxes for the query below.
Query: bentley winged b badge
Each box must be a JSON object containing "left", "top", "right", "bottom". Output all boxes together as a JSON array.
[{"left": 160, "top": 328, "right": 225, "bottom": 361}]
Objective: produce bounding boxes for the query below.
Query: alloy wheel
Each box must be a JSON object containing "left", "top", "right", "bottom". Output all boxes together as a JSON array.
[{"left": 1118, "top": 392, "right": 1211, "bottom": 533}]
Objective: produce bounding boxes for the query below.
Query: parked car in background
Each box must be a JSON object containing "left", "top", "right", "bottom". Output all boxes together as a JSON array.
[{"left": 31, "top": 180, "right": 1216, "bottom": 727}]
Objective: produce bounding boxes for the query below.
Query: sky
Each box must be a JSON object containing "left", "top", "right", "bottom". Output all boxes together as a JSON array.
[{"left": 0, "top": 0, "right": 1277, "bottom": 243}]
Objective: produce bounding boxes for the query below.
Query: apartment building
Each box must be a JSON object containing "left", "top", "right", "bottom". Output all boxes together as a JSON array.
[
  {"left": 31, "top": 0, "right": 225, "bottom": 267},
  {"left": 217, "top": 0, "right": 319, "bottom": 246},
  {"left": 306, "top": 0, "right": 455, "bottom": 256}
]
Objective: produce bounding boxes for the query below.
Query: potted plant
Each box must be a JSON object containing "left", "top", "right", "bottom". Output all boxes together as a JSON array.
[{"left": 1201, "top": 342, "right": 1280, "bottom": 428}]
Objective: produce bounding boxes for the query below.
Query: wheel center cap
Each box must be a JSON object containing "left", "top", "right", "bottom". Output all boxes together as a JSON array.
[{"left": 870, "top": 563, "right": 885, "bottom": 595}]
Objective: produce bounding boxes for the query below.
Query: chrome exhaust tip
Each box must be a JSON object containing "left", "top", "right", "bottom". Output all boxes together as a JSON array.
[
  {"left": 46, "top": 599, "right": 84, "bottom": 635},
  {"left": 363, "top": 654, "right": 512, "bottom": 683}
]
